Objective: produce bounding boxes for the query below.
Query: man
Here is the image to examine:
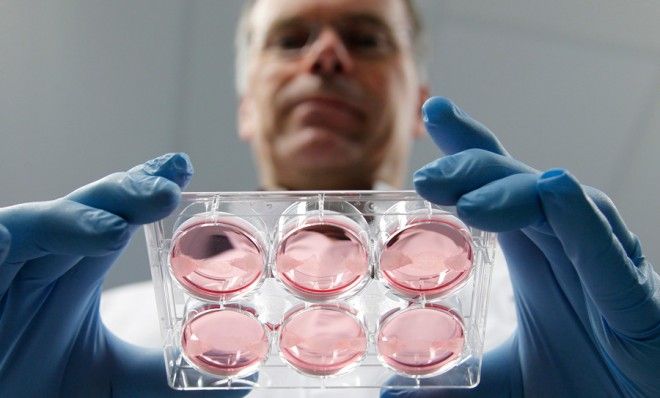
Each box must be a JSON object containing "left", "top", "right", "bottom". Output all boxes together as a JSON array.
[
  {"left": 0, "top": 1, "right": 658, "bottom": 397},
  {"left": 234, "top": 0, "right": 427, "bottom": 192}
]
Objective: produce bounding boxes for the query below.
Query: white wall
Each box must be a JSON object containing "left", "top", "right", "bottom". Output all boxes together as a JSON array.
[{"left": 1, "top": 1, "right": 658, "bottom": 289}]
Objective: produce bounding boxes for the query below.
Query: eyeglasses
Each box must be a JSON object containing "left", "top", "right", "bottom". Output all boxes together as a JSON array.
[{"left": 259, "top": 18, "right": 408, "bottom": 60}]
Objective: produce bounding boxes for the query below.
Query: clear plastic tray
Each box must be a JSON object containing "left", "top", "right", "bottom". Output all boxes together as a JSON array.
[{"left": 144, "top": 190, "right": 497, "bottom": 392}]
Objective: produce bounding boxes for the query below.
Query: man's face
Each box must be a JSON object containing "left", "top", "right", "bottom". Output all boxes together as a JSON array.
[{"left": 239, "top": 0, "right": 427, "bottom": 190}]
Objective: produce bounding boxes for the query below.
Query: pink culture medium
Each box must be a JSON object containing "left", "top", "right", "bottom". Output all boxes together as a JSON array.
[
  {"left": 170, "top": 220, "right": 265, "bottom": 300},
  {"left": 376, "top": 305, "right": 465, "bottom": 376},
  {"left": 275, "top": 218, "right": 369, "bottom": 300},
  {"left": 279, "top": 304, "right": 368, "bottom": 376},
  {"left": 379, "top": 217, "right": 473, "bottom": 299},
  {"left": 181, "top": 306, "right": 270, "bottom": 377}
]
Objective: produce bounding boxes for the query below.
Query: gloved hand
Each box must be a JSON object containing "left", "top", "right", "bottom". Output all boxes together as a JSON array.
[
  {"left": 0, "top": 154, "right": 249, "bottom": 397},
  {"left": 382, "top": 97, "right": 660, "bottom": 397}
]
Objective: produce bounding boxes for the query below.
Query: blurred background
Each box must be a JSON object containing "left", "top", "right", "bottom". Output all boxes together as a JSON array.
[{"left": 1, "top": 1, "right": 658, "bottom": 290}]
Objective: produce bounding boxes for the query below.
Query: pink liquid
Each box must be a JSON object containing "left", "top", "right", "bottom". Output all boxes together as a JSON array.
[
  {"left": 376, "top": 306, "right": 464, "bottom": 376},
  {"left": 170, "top": 221, "right": 265, "bottom": 300},
  {"left": 275, "top": 218, "right": 369, "bottom": 300},
  {"left": 379, "top": 218, "right": 472, "bottom": 299},
  {"left": 181, "top": 306, "right": 270, "bottom": 377},
  {"left": 279, "top": 304, "right": 368, "bottom": 376}
]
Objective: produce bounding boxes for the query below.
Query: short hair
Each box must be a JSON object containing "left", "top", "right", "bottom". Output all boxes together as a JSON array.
[{"left": 234, "top": 0, "right": 426, "bottom": 95}]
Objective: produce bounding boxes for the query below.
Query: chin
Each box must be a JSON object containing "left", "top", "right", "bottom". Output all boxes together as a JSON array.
[
  {"left": 272, "top": 148, "right": 373, "bottom": 189},
  {"left": 284, "top": 147, "right": 353, "bottom": 169},
  {"left": 283, "top": 167, "right": 374, "bottom": 191}
]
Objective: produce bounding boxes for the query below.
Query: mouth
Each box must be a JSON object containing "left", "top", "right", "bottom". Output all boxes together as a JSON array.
[
  {"left": 293, "top": 96, "right": 365, "bottom": 117},
  {"left": 285, "top": 95, "right": 367, "bottom": 136}
]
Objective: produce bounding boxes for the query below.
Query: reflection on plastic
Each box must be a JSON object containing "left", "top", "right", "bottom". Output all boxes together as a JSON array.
[
  {"left": 275, "top": 218, "right": 369, "bottom": 300},
  {"left": 170, "top": 220, "right": 265, "bottom": 300},
  {"left": 376, "top": 305, "right": 465, "bottom": 377},
  {"left": 181, "top": 306, "right": 269, "bottom": 377},
  {"left": 279, "top": 304, "right": 368, "bottom": 376},
  {"left": 380, "top": 216, "right": 473, "bottom": 299}
]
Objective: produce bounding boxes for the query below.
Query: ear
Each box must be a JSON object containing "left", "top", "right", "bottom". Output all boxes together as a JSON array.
[
  {"left": 238, "top": 96, "right": 256, "bottom": 141},
  {"left": 412, "top": 84, "right": 430, "bottom": 139}
]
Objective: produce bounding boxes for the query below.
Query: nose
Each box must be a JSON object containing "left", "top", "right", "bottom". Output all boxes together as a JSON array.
[{"left": 303, "top": 28, "right": 354, "bottom": 76}]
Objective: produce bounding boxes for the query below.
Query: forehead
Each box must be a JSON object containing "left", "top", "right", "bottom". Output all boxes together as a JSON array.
[{"left": 250, "top": 0, "right": 410, "bottom": 33}]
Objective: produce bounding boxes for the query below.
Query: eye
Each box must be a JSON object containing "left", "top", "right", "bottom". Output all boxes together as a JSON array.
[
  {"left": 341, "top": 27, "right": 393, "bottom": 55},
  {"left": 345, "top": 32, "right": 381, "bottom": 49},
  {"left": 268, "top": 27, "right": 311, "bottom": 51}
]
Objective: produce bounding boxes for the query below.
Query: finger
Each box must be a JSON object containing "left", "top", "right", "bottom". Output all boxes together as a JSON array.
[
  {"left": 66, "top": 173, "right": 182, "bottom": 225},
  {"left": 422, "top": 97, "right": 509, "bottom": 157},
  {"left": 127, "top": 152, "right": 194, "bottom": 188},
  {"left": 414, "top": 152, "right": 642, "bottom": 255},
  {"left": 537, "top": 169, "right": 660, "bottom": 337},
  {"left": 0, "top": 224, "right": 10, "bottom": 265},
  {"left": 413, "top": 148, "right": 536, "bottom": 205},
  {"left": 66, "top": 153, "right": 193, "bottom": 225},
  {"left": 0, "top": 200, "right": 130, "bottom": 263},
  {"left": 455, "top": 173, "right": 544, "bottom": 232},
  {"left": 584, "top": 186, "right": 643, "bottom": 263}
]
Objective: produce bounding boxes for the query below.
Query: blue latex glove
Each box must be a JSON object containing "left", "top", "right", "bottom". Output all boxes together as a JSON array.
[
  {"left": 382, "top": 97, "right": 660, "bottom": 397},
  {"left": 0, "top": 154, "right": 249, "bottom": 397}
]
